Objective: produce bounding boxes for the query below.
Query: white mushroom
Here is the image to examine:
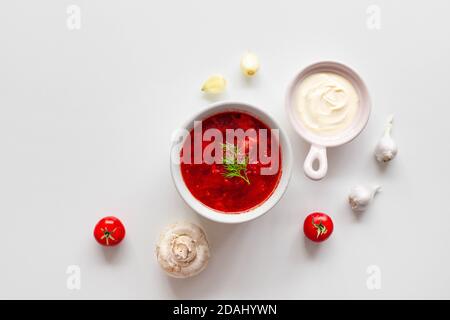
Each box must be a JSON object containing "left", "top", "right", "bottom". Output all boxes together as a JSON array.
[{"left": 156, "top": 222, "right": 210, "bottom": 278}]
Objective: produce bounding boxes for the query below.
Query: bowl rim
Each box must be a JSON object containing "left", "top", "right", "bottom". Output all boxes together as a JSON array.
[
  {"left": 285, "top": 61, "right": 372, "bottom": 147},
  {"left": 169, "top": 101, "right": 293, "bottom": 224}
]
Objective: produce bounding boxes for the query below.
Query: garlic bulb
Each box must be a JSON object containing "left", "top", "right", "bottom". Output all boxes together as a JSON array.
[
  {"left": 375, "top": 115, "right": 398, "bottom": 163},
  {"left": 156, "top": 222, "right": 210, "bottom": 278},
  {"left": 201, "top": 74, "right": 227, "bottom": 94},
  {"left": 240, "top": 52, "right": 260, "bottom": 77},
  {"left": 348, "top": 185, "right": 381, "bottom": 212}
]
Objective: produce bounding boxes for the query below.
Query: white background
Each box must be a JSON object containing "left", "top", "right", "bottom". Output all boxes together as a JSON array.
[{"left": 0, "top": 0, "right": 449, "bottom": 299}]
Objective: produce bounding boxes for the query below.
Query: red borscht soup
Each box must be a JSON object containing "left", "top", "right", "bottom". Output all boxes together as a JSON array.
[{"left": 180, "top": 111, "right": 282, "bottom": 213}]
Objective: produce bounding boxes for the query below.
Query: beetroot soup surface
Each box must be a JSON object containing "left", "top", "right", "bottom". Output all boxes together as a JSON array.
[{"left": 180, "top": 111, "right": 282, "bottom": 213}]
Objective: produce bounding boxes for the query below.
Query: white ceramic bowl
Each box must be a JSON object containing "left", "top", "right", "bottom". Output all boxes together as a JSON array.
[
  {"left": 170, "top": 101, "right": 293, "bottom": 224},
  {"left": 286, "top": 61, "right": 371, "bottom": 180}
]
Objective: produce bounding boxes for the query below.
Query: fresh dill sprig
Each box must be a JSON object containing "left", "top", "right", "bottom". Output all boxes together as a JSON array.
[{"left": 221, "top": 143, "right": 250, "bottom": 185}]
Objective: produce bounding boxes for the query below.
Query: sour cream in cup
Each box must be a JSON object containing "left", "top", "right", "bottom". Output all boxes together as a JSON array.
[
  {"left": 294, "top": 72, "right": 360, "bottom": 136},
  {"left": 286, "top": 61, "right": 371, "bottom": 180}
]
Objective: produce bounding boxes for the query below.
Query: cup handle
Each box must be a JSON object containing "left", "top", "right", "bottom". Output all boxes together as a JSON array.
[{"left": 303, "top": 144, "right": 328, "bottom": 180}]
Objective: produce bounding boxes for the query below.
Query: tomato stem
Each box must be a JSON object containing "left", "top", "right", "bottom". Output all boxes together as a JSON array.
[
  {"left": 312, "top": 218, "right": 327, "bottom": 238},
  {"left": 100, "top": 227, "right": 117, "bottom": 245}
]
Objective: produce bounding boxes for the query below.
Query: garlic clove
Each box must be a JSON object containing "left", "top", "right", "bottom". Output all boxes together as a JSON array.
[
  {"left": 240, "top": 52, "right": 260, "bottom": 77},
  {"left": 156, "top": 222, "right": 210, "bottom": 278},
  {"left": 375, "top": 115, "right": 398, "bottom": 163},
  {"left": 201, "top": 74, "right": 227, "bottom": 94},
  {"left": 348, "top": 185, "right": 381, "bottom": 212}
]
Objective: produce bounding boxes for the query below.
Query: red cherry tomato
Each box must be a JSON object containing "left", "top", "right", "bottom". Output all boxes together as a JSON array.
[
  {"left": 93, "top": 216, "right": 126, "bottom": 246},
  {"left": 303, "top": 212, "right": 333, "bottom": 242}
]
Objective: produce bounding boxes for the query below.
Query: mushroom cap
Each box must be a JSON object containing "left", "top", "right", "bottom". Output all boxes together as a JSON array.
[{"left": 156, "top": 222, "right": 210, "bottom": 278}]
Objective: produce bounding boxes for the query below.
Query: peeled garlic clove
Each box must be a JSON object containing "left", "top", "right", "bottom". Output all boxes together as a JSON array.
[
  {"left": 156, "top": 222, "right": 210, "bottom": 278},
  {"left": 240, "top": 52, "right": 260, "bottom": 77},
  {"left": 348, "top": 185, "right": 381, "bottom": 212},
  {"left": 375, "top": 115, "right": 398, "bottom": 163},
  {"left": 201, "top": 74, "right": 227, "bottom": 94}
]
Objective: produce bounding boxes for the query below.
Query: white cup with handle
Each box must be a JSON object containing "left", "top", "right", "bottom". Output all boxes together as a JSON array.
[{"left": 286, "top": 61, "right": 371, "bottom": 180}]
